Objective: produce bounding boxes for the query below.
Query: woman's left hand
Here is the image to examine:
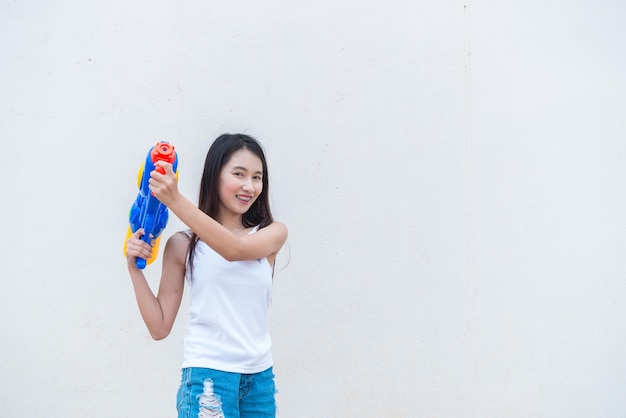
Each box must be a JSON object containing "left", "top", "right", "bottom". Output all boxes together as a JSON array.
[{"left": 149, "top": 161, "right": 179, "bottom": 206}]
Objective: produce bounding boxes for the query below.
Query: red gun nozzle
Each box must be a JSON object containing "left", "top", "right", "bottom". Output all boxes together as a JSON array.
[{"left": 151, "top": 142, "right": 177, "bottom": 164}]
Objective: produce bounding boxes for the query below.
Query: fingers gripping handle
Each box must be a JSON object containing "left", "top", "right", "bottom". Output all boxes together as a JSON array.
[{"left": 135, "top": 212, "right": 156, "bottom": 270}]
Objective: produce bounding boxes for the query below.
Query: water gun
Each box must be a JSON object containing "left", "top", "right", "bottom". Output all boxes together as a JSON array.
[{"left": 124, "top": 141, "right": 179, "bottom": 269}]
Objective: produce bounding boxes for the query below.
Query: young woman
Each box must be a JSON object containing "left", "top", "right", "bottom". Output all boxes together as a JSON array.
[{"left": 125, "top": 134, "right": 288, "bottom": 418}]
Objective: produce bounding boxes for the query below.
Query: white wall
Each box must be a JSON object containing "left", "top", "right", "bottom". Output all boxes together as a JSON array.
[{"left": 1, "top": 1, "right": 625, "bottom": 417}]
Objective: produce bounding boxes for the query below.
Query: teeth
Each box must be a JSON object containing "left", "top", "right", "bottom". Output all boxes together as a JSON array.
[{"left": 237, "top": 195, "right": 251, "bottom": 202}]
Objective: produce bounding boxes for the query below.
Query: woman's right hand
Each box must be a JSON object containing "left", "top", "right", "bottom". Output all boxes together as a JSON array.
[{"left": 125, "top": 229, "right": 154, "bottom": 268}]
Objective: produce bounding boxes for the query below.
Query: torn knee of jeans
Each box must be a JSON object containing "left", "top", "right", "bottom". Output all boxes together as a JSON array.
[{"left": 198, "top": 378, "right": 224, "bottom": 418}]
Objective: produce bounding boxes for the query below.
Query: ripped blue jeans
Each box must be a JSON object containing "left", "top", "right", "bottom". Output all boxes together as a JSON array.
[{"left": 176, "top": 367, "right": 276, "bottom": 418}]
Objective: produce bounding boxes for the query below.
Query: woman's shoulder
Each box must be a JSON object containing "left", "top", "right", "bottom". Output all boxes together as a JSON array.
[
  {"left": 162, "top": 231, "right": 191, "bottom": 266},
  {"left": 258, "top": 221, "right": 288, "bottom": 246},
  {"left": 166, "top": 231, "right": 192, "bottom": 247},
  {"left": 263, "top": 221, "right": 288, "bottom": 235}
]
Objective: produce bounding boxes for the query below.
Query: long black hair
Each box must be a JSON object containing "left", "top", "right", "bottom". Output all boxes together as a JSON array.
[{"left": 187, "top": 133, "right": 274, "bottom": 272}]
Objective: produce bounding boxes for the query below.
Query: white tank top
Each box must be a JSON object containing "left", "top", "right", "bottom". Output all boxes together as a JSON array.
[{"left": 182, "top": 227, "right": 274, "bottom": 373}]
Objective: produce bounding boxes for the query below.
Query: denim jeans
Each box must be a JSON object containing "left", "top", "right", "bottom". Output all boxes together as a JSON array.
[{"left": 176, "top": 367, "right": 277, "bottom": 418}]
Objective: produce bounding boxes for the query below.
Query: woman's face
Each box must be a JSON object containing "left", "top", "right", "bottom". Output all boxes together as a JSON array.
[{"left": 217, "top": 148, "right": 264, "bottom": 219}]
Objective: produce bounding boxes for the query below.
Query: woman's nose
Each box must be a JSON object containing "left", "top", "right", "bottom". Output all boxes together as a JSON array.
[{"left": 241, "top": 177, "right": 254, "bottom": 191}]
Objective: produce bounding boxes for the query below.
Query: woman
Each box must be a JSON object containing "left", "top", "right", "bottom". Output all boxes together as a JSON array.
[{"left": 125, "top": 133, "right": 288, "bottom": 417}]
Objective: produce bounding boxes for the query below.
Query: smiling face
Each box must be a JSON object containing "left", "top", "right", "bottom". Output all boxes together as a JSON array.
[{"left": 217, "top": 148, "right": 264, "bottom": 224}]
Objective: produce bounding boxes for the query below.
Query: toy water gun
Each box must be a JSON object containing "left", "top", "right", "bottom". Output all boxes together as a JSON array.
[{"left": 124, "top": 141, "right": 179, "bottom": 269}]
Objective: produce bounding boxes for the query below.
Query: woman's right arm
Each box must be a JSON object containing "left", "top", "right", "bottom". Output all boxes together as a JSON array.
[{"left": 126, "top": 230, "right": 189, "bottom": 340}]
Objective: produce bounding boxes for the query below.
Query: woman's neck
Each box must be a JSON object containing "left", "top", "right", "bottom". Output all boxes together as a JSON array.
[{"left": 216, "top": 212, "right": 246, "bottom": 233}]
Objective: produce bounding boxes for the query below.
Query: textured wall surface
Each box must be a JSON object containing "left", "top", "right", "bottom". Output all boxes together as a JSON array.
[{"left": 1, "top": 1, "right": 626, "bottom": 417}]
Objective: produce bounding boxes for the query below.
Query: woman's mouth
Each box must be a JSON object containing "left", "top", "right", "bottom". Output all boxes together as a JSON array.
[{"left": 236, "top": 195, "right": 252, "bottom": 203}]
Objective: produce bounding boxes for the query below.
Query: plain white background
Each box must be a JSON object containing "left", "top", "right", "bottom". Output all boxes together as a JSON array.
[{"left": 1, "top": 1, "right": 626, "bottom": 417}]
